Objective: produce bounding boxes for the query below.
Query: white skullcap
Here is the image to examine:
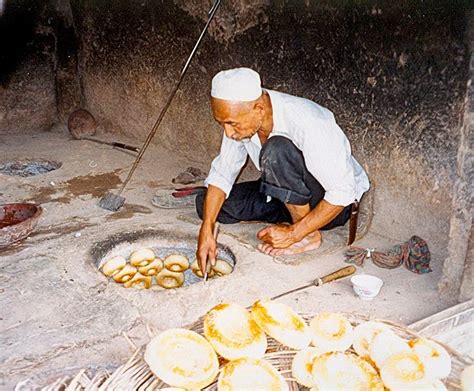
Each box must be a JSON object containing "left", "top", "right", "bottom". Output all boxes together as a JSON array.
[{"left": 211, "top": 68, "right": 262, "bottom": 102}]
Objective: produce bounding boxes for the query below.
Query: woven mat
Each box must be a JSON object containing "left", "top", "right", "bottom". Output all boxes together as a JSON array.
[{"left": 19, "top": 312, "right": 473, "bottom": 391}]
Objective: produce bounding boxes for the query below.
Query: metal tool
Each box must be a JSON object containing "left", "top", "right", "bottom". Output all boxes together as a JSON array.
[
  {"left": 68, "top": 109, "right": 140, "bottom": 153},
  {"left": 270, "top": 265, "right": 356, "bottom": 300},
  {"left": 99, "top": 0, "right": 221, "bottom": 211},
  {"left": 204, "top": 222, "right": 220, "bottom": 282}
]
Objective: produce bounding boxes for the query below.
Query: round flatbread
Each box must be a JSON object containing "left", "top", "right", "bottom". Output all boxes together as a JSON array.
[
  {"left": 123, "top": 272, "right": 152, "bottom": 289},
  {"left": 251, "top": 299, "right": 311, "bottom": 350},
  {"left": 353, "top": 321, "right": 392, "bottom": 358},
  {"left": 409, "top": 338, "right": 451, "bottom": 379},
  {"left": 212, "top": 259, "right": 233, "bottom": 276},
  {"left": 291, "top": 347, "right": 325, "bottom": 388},
  {"left": 164, "top": 254, "right": 189, "bottom": 273},
  {"left": 138, "top": 258, "right": 164, "bottom": 276},
  {"left": 113, "top": 264, "right": 137, "bottom": 283},
  {"left": 101, "top": 255, "right": 126, "bottom": 277},
  {"left": 218, "top": 357, "right": 288, "bottom": 391},
  {"left": 309, "top": 312, "right": 354, "bottom": 353},
  {"left": 204, "top": 303, "right": 267, "bottom": 360},
  {"left": 380, "top": 351, "right": 428, "bottom": 390},
  {"left": 156, "top": 269, "right": 184, "bottom": 289},
  {"left": 129, "top": 248, "right": 156, "bottom": 267},
  {"left": 312, "top": 352, "right": 384, "bottom": 391},
  {"left": 144, "top": 328, "right": 218, "bottom": 389},
  {"left": 191, "top": 260, "right": 215, "bottom": 278},
  {"left": 369, "top": 330, "right": 410, "bottom": 368}
]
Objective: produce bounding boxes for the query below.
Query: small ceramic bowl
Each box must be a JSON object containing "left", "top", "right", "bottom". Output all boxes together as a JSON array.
[{"left": 351, "top": 274, "right": 383, "bottom": 300}]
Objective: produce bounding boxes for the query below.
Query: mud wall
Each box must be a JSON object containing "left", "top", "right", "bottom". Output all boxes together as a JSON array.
[
  {"left": 73, "top": 0, "right": 470, "bottom": 246},
  {"left": 0, "top": 1, "right": 57, "bottom": 131},
  {"left": 0, "top": 1, "right": 470, "bottom": 251}
]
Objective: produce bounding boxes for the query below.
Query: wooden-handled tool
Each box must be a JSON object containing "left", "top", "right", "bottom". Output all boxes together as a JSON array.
[{"left": 271, "top": 265, "right": 356, "bottom": 300}]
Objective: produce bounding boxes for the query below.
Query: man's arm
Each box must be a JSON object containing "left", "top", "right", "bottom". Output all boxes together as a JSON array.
[{"left": 196, "top": 185, "right": 226, "bottom": 273}]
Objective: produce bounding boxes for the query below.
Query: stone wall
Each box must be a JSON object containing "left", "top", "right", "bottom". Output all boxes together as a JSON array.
[
  {"left": 439, "top": 11, "right": 473, "bottom": 301},
  {"left": 0, "top": 1, "right": 57, "bottom": 131}
]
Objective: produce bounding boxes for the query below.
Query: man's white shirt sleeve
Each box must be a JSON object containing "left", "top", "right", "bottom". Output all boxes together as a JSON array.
[{"left": 204, "top": 133, "right": 247, "bottom": 197}]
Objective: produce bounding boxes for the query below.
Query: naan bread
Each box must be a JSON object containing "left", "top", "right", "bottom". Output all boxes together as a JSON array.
[
  {"left": 101, "top": 255, "right": 126, "bottom": 277},
  {"left": 164, "top": 254, "right": 189, "bottom": 272},
  {"left": 409, "top": 338, "right": 451, "bottom": 379},
  {"left": 129, "top": 248, "right": 156, "bottom": 267},
  {"left": 156, "top": 269, "right": 184, "bottom": 289},
  {"left": 251, "top": 299, "right": 311, "bottom": 350},
  {"left": 353, "top": 321, "right": 392, "bottom": 358},
  {"left": 218, "top": 357, "right": 288, "bottom": 391},
  {"left": 291, "top": 347, "right": 324, "bottom": 388},
  {"left": 309, "top": 312, "right": 354, "bottom": 353},
  {"left": 145, "top": 328, "right": 218, "bottom": 389},
  {"left": 312, "top": 352, "right": 384, "bottom": 391},
  {"left": 380, "top": 351, "right": 428, "bottom": 391},
  {"left": 204, "top": 303, "right": 267, "bottom": 360},
  {"left": 369, "top": 330, "right": 410, "bottom": 368}
]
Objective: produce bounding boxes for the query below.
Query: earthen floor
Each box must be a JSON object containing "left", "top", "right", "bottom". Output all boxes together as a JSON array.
[{"left": 0, "top": 130, "right": 457, "bottom": 388}]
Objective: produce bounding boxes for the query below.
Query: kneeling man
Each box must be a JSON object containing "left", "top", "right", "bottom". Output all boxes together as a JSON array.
[{"left": 196, "top": 68, "right": 369, "bottom": 272}]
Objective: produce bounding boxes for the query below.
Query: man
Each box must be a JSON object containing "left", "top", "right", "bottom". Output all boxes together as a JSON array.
[{"left": 196, "top": 68, "right": 369, "bottom": 273}]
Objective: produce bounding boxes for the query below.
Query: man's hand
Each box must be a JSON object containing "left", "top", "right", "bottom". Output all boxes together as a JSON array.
[
  {"left": 196, "top": 223, "right": 217, "bottom": 275},
  {"left": 257, "top": 224, "right": 301, "bottom": 248}
]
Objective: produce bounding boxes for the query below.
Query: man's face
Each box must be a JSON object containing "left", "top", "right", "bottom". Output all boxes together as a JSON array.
[{"left": 211, "top": 98, "right": 263, "bottom": 141}]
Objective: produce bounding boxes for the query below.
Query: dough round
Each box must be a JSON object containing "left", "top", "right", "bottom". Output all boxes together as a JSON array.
[
  {"left": 218, "top": 357, "right": 288, "bottom": 391},
  {"left": 312, "top": 352, "right": 384, "bottom": 391},
  {"left": 113, "top": 264, "right": 137, "bottom": 283},
  {"left": 212, "top": 259, "right": 233, "bottom": 276},
  {"left": 203, "top": 303, "right": 267, "bottom": 360},
  {"left": 191, "top": 260, "right": 214, "bottom": 278},
  {"left": 309, "top": 312, "right": 354, "bottom": 353},
  {"left": 461, "top": 365, "right": 474, "bottom": 391},
  {"left": 156, "top": 269, "right": 184, "bottom": 289},
  {"left": 123, "top": 272, "right": 152, "bottom": 289},
  {"left": 129, "top": 248, "right": 156, "bottom": 267},
  {"left": 369, "top": 330, "right": 410, "bottom": 369},
  {"left": 409, "top": 338, "right": 451, "bottom": 379},
  {"left": 164, "top": 254, "right": 189, "bottom": 272},
  {"left": 138, "top": 258, "right": 164, "bottom": 276},
  {"left": 353, "top": 321, "right": 392, "bottom": 358},
  {"left": 250, "top": 299, "right": 311, "bottom": 350},
  {"left": 144, "top": 328, "right": 218, "bottom": 389},
  {"left": 101, "top": 255, "right": 126, "bottom": 277},
  {"left": 291, "top": 347, "right": 325, "bottom": 388},
  {"left": 380, "top": 351, "right": 428, "bottom": 390}
]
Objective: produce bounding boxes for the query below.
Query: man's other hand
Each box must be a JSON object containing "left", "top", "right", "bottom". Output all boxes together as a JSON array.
[{"left": 257, "top": 224, "right": 299, "bottom": 249}]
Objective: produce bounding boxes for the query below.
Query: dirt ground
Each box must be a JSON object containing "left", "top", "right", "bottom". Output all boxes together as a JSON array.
[{"left": 0, "top": 129, "right": 458, "bottom": 389}]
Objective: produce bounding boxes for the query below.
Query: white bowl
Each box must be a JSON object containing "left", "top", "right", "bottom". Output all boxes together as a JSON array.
[{"left": 351, "top": 274, "right": 383, "bottom": 300}]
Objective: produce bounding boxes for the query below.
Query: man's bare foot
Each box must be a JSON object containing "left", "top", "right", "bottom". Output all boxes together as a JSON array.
[{"left": 257, "top": 230, "right": 322, "bottom": 256}]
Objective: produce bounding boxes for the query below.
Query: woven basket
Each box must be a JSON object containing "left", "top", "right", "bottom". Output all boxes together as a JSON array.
[{"left": 87, "top": 312, "right": 472, "bottom": 391}]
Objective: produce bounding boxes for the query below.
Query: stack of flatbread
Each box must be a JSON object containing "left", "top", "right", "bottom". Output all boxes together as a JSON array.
[{"left": 144, "top": 299, "right": 453, "bottom": 390}]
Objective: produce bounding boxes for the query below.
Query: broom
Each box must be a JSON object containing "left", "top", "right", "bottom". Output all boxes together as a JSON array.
[{"left": 99, "top": 0, "right": 221, "bottom": 211}]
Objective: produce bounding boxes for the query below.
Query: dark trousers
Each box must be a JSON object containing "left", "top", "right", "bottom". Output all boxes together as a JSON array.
[{"left": 196, "top": 136, "right": 351, "bottom": 230}]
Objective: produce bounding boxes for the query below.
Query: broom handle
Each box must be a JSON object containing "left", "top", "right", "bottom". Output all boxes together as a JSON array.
[{"left": 117, "top": 0, "right": 221, "bottom": 195}]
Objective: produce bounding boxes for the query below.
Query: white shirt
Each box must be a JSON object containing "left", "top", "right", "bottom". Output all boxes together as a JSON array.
[{"left": 205, "top": 89, "right": 370, "bottom": 207}]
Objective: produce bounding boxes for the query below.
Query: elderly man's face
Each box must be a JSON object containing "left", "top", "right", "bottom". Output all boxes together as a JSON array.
[{"left": 211, "top": 98, "right": 263, "bottom": 141}]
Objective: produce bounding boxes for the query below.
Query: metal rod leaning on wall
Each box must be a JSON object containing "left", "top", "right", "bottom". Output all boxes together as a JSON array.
[{"left": 99, "top": 0, "right": 221, "bottom": 211}]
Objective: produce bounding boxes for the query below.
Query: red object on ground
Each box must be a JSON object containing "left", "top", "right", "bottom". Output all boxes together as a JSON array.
[{"left": 0, "top": 203, "right": 42, "bottom": 247}]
